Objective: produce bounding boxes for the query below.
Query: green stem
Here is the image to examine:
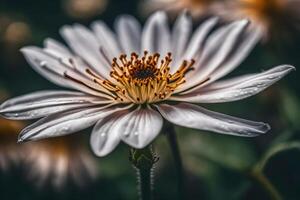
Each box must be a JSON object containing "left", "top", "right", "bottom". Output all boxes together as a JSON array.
[
  {"left": 165, "top": 124, "right": 186, "bottom": 200},
  {"left": 129, "top": 147, "right": 157, "bottom": 200},
  {"left": 137, "top": 168, "right": 152, "bottom": 200},
  {"left": 250, "top": 170, "right": 282, "bottom": 200}
]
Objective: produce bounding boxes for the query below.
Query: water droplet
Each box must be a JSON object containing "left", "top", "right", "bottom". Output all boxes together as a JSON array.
[
  {"left": 101, "top": 133, "right": 106, "bottom": 137},
  {"left": 124, "top": 132, "right": 129, "bottom": 136},
  {"left": 267, "top": 75, "right": 277, "bottom": 80},
  {"left": 40, "top": 61, "right": 47, "bottom": 66},
  {"left": 134, "top": 131, "right": 139, "bottom": 136},
  {"left": 60, "top": 126, "right": 70, "bottom": 133}
]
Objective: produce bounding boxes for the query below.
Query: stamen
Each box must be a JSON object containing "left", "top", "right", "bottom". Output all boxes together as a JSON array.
[
  {"left": 63, "top": 71, "right": 116, "bottom": 100},
  {"left": 79, "top": 51, "right": 195, "bottom": 104}
]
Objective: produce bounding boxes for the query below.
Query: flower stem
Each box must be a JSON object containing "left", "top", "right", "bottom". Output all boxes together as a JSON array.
[
  {"left": 165, "top": 124, "right": 186, "bottom": 200},
  {"left": 129, "top": 147, "right": 158, "bottom": 200},
  {"left": 137, "top": 167, "right": 152, "bottom": 200},
  {"left": 250, "top": 170, "right": 282, "bottom": 200}
]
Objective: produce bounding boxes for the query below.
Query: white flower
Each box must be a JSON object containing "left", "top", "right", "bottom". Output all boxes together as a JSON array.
[{"left": 0, "top": 11, "right": 294, "bottom": 156}]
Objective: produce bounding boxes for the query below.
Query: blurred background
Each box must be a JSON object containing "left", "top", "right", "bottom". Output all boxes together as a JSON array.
[{"left": 0, "top": 0, "right": 299, "bottom": 199}]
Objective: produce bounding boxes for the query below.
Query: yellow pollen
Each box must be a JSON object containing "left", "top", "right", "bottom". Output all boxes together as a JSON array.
[{"left": 65, "top": 51, "right": 195, "bottom": 104}]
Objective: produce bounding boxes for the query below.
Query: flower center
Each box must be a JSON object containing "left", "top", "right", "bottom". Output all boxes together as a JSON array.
[
  {"left": 65, "top": 51, "right": 194, "bottom": 104},
  {"left": 131, "top": 67, "right": 156, "bottom": 80}
]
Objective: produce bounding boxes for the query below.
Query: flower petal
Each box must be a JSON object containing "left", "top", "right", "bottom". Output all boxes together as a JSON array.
[
  {"left": 0, "top": 90, "right": 108, "bottom": 119},
  {"left": 183, "top": 17, "right": 219, "bottom": 60},
  {"left": 43, "top": 38, "right": 73, "bottom": 57},
  {"left": 203, "top": 26, "right": 262, "bottom": 85},
  {"left": 171, "top": 65, "right": 295, "bottom": 103},
  {"left": 92, "top": 106, "right": 163, "bottom": 153},
  {"left": 120, "top": 106, "right": 163, "bottom": 148},
  {"left": 114, "top": 15, "right": 141, "bottom": 54},
  {"left": 91, "top": 20, "right": 122, "bottom": 59},
  {"left": 178, "top": 19, "right": 250, "bottom": 93},
  {"left": 179, "top": 26, "right": 262, "bottom": 94},
  {"left": 90, "top": 109, "right": 128, "bottom": 156},
  {"left": 171, "top": 11, "right": 192, "bottom": 71},
  {"left": 60, "top": 24, "right": 111, "bottom": 78},
  {"left": 156, "top": 103, "right": 270, "bottom": 137},
  {"left": 141, "top": 11, "right": 171, "bottom": 56},
  {"left": 18, "top": 105, "right": 131, "bottom": 142},
  {"left": 43, "top": 38, "right": 97, "bottom": 78},
  {"left": 20, "top": 47, "right": 114, "bottom": 98},
  {"left": 21, "top": 46, "right": 70, "bottom": 88}
]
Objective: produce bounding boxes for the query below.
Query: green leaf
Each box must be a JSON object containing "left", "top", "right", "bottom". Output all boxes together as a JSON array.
[
  {"left": 256, "top": 141, "right": 300, "bottom": 171},
  {"left": 255, "top": 142, "right": 300, "bottom": 200}
]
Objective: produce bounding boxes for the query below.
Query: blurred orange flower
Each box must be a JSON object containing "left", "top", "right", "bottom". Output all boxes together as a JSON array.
[
  {"left": 63, "top": 0, "right": 107, "bottom": 19},
  {"left": 141, "top": 0, "right": 222, "bottom": 18},
  {"left": 0, "top": 118, "right": 25, "bottom": 171},
  {"left": 216, "top": 0, "right": 300, "bottom": 41}
]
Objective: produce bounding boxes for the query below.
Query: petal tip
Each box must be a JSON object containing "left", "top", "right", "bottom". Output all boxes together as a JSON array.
[
  {"left": 17, "top": 137, "right": 23, "bottom": 143},
  {"left": 286, "top": 65, "right": 296, "bottom": 71},
  {"left": 263, "top": 123, "right": 271, "bottom": 133},
  {"left": 92, "top": 150, "right": 109, "bottom": 157},
  {"left": 19, "top": 47, "right": 30, "bottom": 54},
  {"left": 238, "top": 19, "right": 250, "bottom": 28},
  {"left": 17, "top": 134, "right": 26, "bottom": 143},
  {"left": 19, "top": 46, "right": 39, "bottom": 55},
  {"left": 152, "top": 10, "right": 167, "bottom": 19},
  {"left": 180, "top": 9, "right": 191, "bottom": 18}
]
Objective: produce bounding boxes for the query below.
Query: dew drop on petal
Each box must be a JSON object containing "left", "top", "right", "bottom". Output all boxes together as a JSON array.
[
  {"left": 39, "top": 61, "right": 47, "bottom": 66},
  {"left": 60, "top": 126, "right": 70, "bottom": 133},
  {"left": 101, "top": 132, "right": 106, "bottom": 137}
]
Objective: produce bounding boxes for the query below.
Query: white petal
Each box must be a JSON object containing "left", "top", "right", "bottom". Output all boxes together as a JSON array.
[
  {"left": 205, "top": 26, "right": 262, "bottom": 84},
  {"left": 90, "top": 109, "right": 129, "bottom": 156},
  {"left": 119, "top": 106, "right": 163, "bottom": 148},
  {"left": 171, "top": 11, "right": 192, "bottom": 71},
  {"left": 60, "top": 24, "right": 111, "bottom": 78},
  {"left": 18, "top": 105, "right": 130, "bottom": 142},
  {"left": 141, "top": 11, "right": 171, "bottom": 56},
  {"left": 178, "top": 20, "right": 250, "bottom": 93},
  {"left": 179, "top": 26, "right": 262, "bottom": 94},
  {"left": 92, "top": 106, "right": 163, "bottom": 152},
  {"left": 21, "top": 47, "right": 113, "bottom": 98},
  {"left": 21, "top": 46, "right": 70, "bottom": 88},
  {"left": 44, "top": 38, "right": 73, "bottom": 57},
  {"left": 43, "top": 38, "right": 98, "bottom": 78},
  {"left": 156, "top": 103, "right": 270, "bottom": 137},
  {"left": 91, "top": 21, "right": 122, "bottom": 59},
  {"left": 114, "top": 15, "right": 141, "bottom": 54},
  {"left": 171, "top": 65, "right": 295, "bottom": 103},
  {"left": 0, "top": 90, "right": 108, "bottom": 119},
  {"left": 183, "top": 17, "right": 219, "bottom": 60}
]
